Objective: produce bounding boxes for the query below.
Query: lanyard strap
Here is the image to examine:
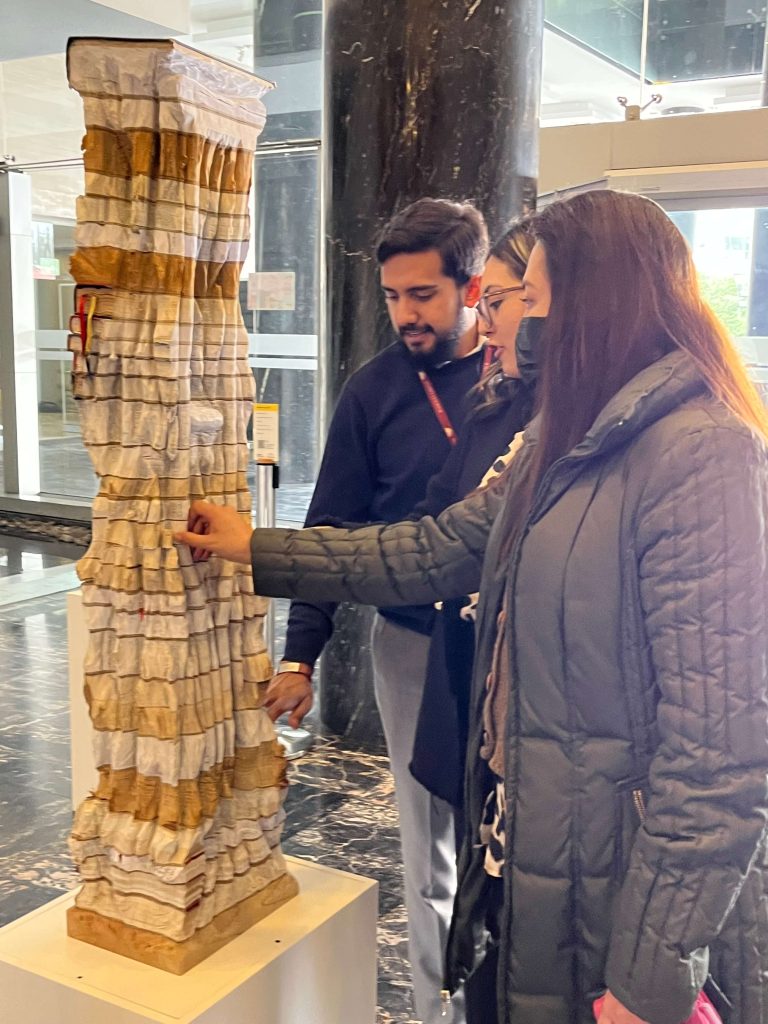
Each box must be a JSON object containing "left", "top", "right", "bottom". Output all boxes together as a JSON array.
[
  {"left": 418, "top": 370, "right": 458, "bottom": 446},
  {"left": 418, "top": 345, "right": 492, "bottom": 446}
]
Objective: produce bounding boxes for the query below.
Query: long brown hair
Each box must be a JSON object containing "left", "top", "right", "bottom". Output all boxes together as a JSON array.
[
  {"left": 472, "top": 216, "right": 536, "bottom": 416},
  {"left": 505, "top": 189, "right": 768, "bottom": 544}
]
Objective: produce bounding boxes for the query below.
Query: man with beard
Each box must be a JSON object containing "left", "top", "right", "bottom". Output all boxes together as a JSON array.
[{"left": 266, "top": 197, "right": 487, "bottom": 1023}]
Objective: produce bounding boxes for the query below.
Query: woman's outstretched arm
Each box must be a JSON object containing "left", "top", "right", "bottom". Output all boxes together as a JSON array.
[{"left": 175, "top": 472, "right": 511, "bottom": 608}]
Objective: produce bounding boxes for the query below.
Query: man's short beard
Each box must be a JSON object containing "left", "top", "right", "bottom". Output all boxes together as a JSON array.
[{"left": 406, "top": 331, "right": 461, "bottom": 369}]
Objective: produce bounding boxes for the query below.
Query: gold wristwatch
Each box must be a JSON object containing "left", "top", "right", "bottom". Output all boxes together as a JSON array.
[{"left": 278, "top": 660, "right": 313, "bottom": 679}]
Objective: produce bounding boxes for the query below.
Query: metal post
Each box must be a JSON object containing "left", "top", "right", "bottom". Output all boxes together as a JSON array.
[
  {"left": 638, "top": 0, "right": 651, "bottom": 109},
  {"left": 254, "top": 457, "right": 313, "bottom": 759},
  {"left": 255, "top": 459, "right": 278, "bottom": 659}
]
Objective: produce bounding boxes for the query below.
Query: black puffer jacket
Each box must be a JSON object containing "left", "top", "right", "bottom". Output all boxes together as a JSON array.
[{"left": 251, "top": 352, "right": 768, "bottom": 1024}]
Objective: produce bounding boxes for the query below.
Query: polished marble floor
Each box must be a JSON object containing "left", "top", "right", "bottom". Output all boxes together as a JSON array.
[{"left": 0, "top": 536, "right": 419, "bottom": 1023}]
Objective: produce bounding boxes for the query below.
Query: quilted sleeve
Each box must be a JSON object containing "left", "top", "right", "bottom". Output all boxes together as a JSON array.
[
  {"left": 605, "top": 424, "right": 768, "bottom": 1024},
  {"left": 250, "top": 475, "right": 506, "bottom": 608}
]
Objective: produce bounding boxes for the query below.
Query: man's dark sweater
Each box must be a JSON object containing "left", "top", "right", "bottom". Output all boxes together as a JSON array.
[{"left": 283, "top": 340, "right": 485, "bottom": 666}]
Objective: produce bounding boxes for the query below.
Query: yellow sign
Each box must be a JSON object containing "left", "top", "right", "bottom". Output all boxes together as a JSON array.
[{"left": 253, "top": 403, "right": 279, "bottom": 463}]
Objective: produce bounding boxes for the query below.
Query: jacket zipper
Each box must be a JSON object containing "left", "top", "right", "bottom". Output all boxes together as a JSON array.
[
  {"left": 449, "top": 448, "right": 607, "bottom": 1007},
  {"left": 492, "top": 453, "right": 588, "bottom": 1020}
]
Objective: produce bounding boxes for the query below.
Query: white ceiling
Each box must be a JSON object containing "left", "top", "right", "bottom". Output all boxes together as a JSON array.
[{"left": 0, "top": 0, "right": 189, "bottom": 62}]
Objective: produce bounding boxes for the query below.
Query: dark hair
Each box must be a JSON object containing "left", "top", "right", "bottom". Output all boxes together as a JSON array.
[
  {"left": 376, "top": 197, "right": 489, "bottom": 285},
  {"left": 471, "top": 217, "right": 537, "bottom": 416},
  {"left": 503, "top": 188, "right": 768, "bottom": 549}
]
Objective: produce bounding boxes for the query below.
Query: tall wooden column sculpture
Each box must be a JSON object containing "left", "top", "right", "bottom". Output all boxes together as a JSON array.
[{"left": 65, "top": 37, "right": 298, "bottom": 974}]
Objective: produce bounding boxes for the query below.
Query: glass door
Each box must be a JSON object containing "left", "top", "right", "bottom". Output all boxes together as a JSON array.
[
  {"left": 245, "top": 145, "right": 320, "bottom": 527},
  {"left": 26, "top": 163, "right": 97, "bottom": 500}
]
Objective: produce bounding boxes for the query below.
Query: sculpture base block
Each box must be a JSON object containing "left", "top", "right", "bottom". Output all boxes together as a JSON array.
[
  {"left": 67, "top": 871, "right": 300, "bottom": 975},
  {"left": 0, "top": 857, "right": 377, "bottom": 1023}
]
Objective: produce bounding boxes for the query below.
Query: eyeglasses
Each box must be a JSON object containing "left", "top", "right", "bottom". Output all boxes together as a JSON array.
[{"left": 477, "top": 286, "right": 524, "bottom": 326}]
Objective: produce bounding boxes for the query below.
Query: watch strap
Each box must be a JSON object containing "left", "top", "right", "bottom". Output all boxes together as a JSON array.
[{"left": 278, "top": 660, "right": 313, "bottom": 678}]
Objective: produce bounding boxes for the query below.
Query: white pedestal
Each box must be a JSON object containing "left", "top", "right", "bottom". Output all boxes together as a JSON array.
[
  {"left": 0, "top": 857, "right": 378, "bottom": 1023},
  {"left": 67, "top": 589, "right": 96, "bottom": 808}
]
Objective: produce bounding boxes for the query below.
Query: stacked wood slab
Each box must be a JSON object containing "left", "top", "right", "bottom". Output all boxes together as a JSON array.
[{"left": 65, "top": 38, "right": 296, "bottom": 970}]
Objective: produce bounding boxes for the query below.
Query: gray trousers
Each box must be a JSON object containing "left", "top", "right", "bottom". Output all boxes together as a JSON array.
[{"left": 371, "top": 614, "right": 466, "bottom": 1024}]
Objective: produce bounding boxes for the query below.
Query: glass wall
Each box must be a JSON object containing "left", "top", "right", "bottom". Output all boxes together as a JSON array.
[
  {"left": 668, "top": 204, "right": 768, "bottom": 397},
  {"left": 28, "top": 165, "right": 97, "bottom": 500},
  {"left": 541, "top": 0, "right": 768, "bottom": 125},
  {"left": 0, "top": 0, "right": 322, "bottom": 523},
  {"left": 244, "top": 147, "right": 320, "bottom": 524},
  {"left": 180, "top": 0, "right": 322, "bottom": 144},
  {"left": 547, "top": 0, "right": 766, "bottom": 80}
]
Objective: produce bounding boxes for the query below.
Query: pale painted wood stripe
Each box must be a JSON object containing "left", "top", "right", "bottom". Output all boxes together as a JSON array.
[
  {"left": 87, "top": 710, "right": 277, "bottom": 759},
  {"left": 83, "top": 170, "right": 249, "bottom": 214},
  {"left": 71, "top": 799, "right": 285, "bottom": 866},
  {"left": 72, "top": 857, "right": 286, "bottom": 942},
  {"left": 77, "top": 192, "right": 249, "bottom": 232},
  {"left": 78, "top": 87, "right": 267, "bottom": 140},
  {"left": 75, "top": 222, "right": 250, "bottom": 262},
  {"left": 77, "top": 194, "right": 249, "bottom": 234}
]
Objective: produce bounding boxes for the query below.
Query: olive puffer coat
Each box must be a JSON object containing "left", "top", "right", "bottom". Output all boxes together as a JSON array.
[{"left": 250, "top": 352, "right": 768, "bottom": 1024}]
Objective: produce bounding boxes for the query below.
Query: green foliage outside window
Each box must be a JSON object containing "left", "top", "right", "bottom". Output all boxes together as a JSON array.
[{"left": 698, "top": 274, "right": 748, "bottom": 338}]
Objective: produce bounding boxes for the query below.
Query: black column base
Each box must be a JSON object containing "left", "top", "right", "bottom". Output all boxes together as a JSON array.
[{"left": 318, "top": 604, "right": 385, "bottom": 749}]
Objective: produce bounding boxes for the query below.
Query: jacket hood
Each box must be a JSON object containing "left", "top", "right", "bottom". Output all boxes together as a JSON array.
[
  {"left": 522, "top": 350, "right": 708, "bottom": 525},
  {"left": 526, "top": 349, "right": 707, "bottom": 463}
]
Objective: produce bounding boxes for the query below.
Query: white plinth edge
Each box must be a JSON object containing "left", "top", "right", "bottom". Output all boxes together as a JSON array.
[{"left": 0, "top": 856, "right": 378, "bottom": 1024}]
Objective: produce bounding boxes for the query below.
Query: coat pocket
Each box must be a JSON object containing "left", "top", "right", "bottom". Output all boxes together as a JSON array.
[{"left": 612, "top": 775, "right": 648, "bottom": 884}]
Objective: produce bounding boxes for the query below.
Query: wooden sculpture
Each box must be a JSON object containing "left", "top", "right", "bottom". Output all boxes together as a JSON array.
[{"left": 65, "top": 37, "right": 297, "bottom": 974}]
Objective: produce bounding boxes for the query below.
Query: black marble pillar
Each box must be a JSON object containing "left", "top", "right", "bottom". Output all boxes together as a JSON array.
[{"left": 320, "top": 0, "right": 543, "bottom": 743}]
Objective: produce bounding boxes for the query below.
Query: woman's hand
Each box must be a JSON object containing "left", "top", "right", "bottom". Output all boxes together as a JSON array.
[
  {"left": 597, "top": 991, "right": 650, "bottom": 1024},
  {"left": 173, "top": 500, "right": 253, "bottom": 565}
]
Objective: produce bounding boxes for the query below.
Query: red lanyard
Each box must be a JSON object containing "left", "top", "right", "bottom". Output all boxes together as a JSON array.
[
  {"left": 418, "top": 345, "right": 493, "bottom": 447},
  {"left": 418, "top": 370, "right": 458, "bottom": 446}
]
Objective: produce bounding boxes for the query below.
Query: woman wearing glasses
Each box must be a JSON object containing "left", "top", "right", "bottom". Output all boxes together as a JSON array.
[
  {"left": 406, "top": 220, "right": 537, "bottom": 821},
  {"left": 410, "top": 217, "right": 536, "bottom": 525},
  {"left": 405, "top": 221, "right": 539, "bottom": 1022}
]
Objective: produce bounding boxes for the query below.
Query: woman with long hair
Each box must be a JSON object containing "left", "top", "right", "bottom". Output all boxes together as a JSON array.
[
  {"left": 406, "top": 218, "right": 537, "bottom": 816},
  {"left": 177, "top": 190, "right": 768, "bottom": 1023}
]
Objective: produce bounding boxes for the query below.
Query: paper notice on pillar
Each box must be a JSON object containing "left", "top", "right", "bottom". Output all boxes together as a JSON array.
[
  {"left": 248, "top": 272, "right": 296, "bottom": 310},
  {"left": 254, "top": 403, "right": 280, "bottom": 463}
]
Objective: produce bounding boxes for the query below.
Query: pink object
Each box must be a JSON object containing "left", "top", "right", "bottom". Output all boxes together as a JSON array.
[{"left": 592, "top": 991, "right": 722, "bottom": 1023}]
